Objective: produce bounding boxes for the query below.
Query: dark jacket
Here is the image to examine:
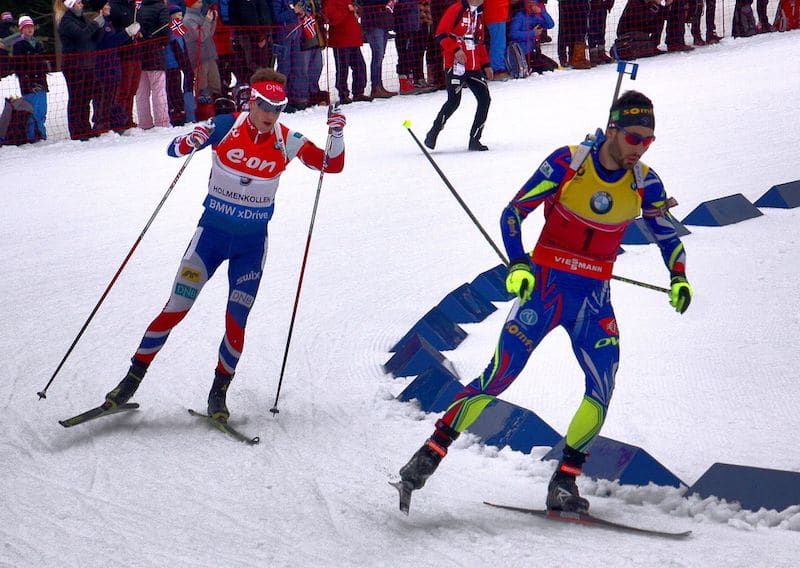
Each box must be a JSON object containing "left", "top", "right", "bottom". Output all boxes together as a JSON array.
[
  {"left": 359, "top": 0, "right": 394, "bottom": 30},
  {"left": 12, "top": 36, "right": 49, "bottom": 93},
  {"left": 59, "top": 9, "right": 105, "bottom": 69},
  {"left": 110, "top": 0, "right": 137, "bottom": 29},
  {"left": 229, "top": 0, "right": 274, "bottom": 25},
  {"left": 138, "top": 0, "right": 171, "bottom": 70}
]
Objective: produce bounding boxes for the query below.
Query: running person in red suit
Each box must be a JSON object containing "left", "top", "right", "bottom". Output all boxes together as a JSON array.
[
  {"left": 424, "top": 0, "right": 493, "bottom": 152},
  {"left": 104, "top": 68, "right": 347, "bottom": 421},
  {"left": 398, "top": 91, "right": 693, "bottom": 513}
]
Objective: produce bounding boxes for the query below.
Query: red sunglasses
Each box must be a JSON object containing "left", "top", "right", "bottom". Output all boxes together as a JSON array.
[{"left": 614, "top": 125, "right": 656, "bottom": 148}]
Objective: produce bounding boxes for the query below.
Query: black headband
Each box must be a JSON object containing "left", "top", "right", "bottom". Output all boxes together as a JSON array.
[{"left": 609, "top": 105, "right": 655, "bottom": 129}]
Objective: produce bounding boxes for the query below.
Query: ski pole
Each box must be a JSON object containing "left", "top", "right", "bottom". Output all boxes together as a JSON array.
[
  {"left": 403, "top": 121, "right": 509, "bottom": 265},
  {"left": 37, "top": 149, "right": 197, "bottom": 400},
  {"left": 403, "top": 122, "right": 667, "bottom": 295},
  {"left": 270, "top": 118, "right": 335, "bottom": 415}
]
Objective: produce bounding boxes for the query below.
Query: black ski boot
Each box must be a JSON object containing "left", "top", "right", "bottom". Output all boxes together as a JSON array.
[
  {"left": 468, "top": 137, "right": 489, "bottom": 151},
  {"left": 546, "top": 445, "right": 590, "bottom": 513},
  {"left": 395, "top": 420, "right": 460, "bottom": 513},
  {"left": 424, "top": 125, "right": 441, "bottom": 150},
  {"left": 104, "top": 361, "right": 147, "bottom": 409},
  {"left": 207, "top": 371, "right": 233, "bottom": 422}
]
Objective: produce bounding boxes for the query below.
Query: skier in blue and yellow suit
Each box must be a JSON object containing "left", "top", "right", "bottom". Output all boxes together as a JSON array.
[{"left": 398, "top": 90, "right": 693, "bottom": 514}]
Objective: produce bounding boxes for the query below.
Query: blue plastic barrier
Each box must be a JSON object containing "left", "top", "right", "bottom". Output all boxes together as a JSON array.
[
  {"left": 469, "top": 399, "right": 561, "bottom": 452},
  {"left": 437, "top": 283, "right": 497, "bottom": 324},
  {"left": 383, "top": 334, "right": 459, "bottom": 378},
  {"left": 754, "top": 180, "right": 800, "bottom": 209},
  {"left": 688, "top": 462, "right": 800, "bottom": 512},
  {"left": 470, "top": 264, "right": 514, "bottom": 302},
  {"left": 389, "top": 307, "right": 467, "bottom": 352},
  {"left": 621, "top": 216, "right": 691, "bottom": 245},
  {"left": 544, "top": 437, "right": 685, "bottom": 488},
  {"left": 397, "top": 366, "right": 464, "bottom": 412},
  {"left": 681, "top": 193, "right": 763, "bottom": 227}
]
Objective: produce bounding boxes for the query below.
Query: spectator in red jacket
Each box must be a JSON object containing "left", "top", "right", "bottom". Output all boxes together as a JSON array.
[
  {"left": 424, "top": 0, "right": 492, "bottom": 152},
  {"left": 324, "top": 0, "right": 371, "bottom": 104},
  {"left": 483, "top": 0, "right": 511, "bottom": 80}
]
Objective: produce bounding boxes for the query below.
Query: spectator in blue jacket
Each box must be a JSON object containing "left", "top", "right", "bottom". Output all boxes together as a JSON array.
[{"left": 509, "top": 0, "right": 557, "bottom": 73}]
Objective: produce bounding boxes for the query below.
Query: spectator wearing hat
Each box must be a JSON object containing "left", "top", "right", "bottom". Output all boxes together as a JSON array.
[
  {"left": 0, "top": 12, "right": 15, "bottom": 82},
  {"left": 12, "top": 16, "right": 48, "bottom": 142},
  {"left": 135, "top": 0, "right": 171, "bottom": 128},
  {"left": 0, "top": 12, "right": 14, "bottom": 40}
]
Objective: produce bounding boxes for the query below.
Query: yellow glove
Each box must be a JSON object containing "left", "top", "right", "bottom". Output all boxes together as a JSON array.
[
  {"left": 506, "top": 261, "right": 535, "bottom": 303},
  {"left": 669, "top": 275, "right": 692, "bottom": 314}
]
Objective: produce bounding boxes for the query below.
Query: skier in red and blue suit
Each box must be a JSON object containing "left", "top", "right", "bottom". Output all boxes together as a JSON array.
[
  {"left": 398, "top": 90, "right": 693, "bottom": 514},
  {"left": 103, "top": 68, "right": 346, "bottom": 421}
]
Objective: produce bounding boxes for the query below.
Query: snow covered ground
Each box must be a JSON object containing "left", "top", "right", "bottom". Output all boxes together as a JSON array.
[{"left": 2, "top": 31, "right": 799, "bottom": 567}]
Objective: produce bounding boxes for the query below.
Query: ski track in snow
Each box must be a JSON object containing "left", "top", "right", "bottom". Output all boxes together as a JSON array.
[{"left": 2, "top": 32, "right": 800, "bottom": 567}]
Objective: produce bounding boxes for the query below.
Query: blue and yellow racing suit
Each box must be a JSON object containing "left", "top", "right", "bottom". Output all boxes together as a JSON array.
[{"left": 440, "top": 136, "right": 686, "bottom": 454}]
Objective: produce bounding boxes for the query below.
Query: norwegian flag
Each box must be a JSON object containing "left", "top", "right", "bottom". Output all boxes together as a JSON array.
[
  {"left": 300, "top": 15, "right": 317, "bottom": 40},
  {"left": 169, "top": 18, "right": 186, "bottom": 37}
]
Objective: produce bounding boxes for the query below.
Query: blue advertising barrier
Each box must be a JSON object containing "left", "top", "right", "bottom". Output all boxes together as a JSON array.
[
  {"left": 469, "top": 399, "right": 561, "bottom": 452},
  {"left": 397, "top": 366, "right": 463, "bottom": 412},
  {"left": 682, "top": 193, "right": 763, "bottom": 227},
  {"left": 389, "top": 307, "right": 467, "bottom": 352},
  {"left": 688, "top": 463, "right": 800, "bottom": 512},
  {"left": 544, "top": 437, "right": 685, "bottom": 488},
  {"left": 754, "top": 180, "right": 800, "bottom": 209},
  {"left": 383, "top": 334, "right": 459, "bottom": 378},
  {"left": 436, "top": 283, "right": 497, "bottom": 324}
]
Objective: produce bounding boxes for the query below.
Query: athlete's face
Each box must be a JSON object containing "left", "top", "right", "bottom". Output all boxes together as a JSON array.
[
  {"left": 249, "top": 101, "right": 281, "bottom": 134},
  {"left": 605, "top": 125, "right": 655, "bottom": 170}
]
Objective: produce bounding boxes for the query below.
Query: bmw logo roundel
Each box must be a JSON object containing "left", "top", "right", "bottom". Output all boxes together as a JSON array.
[
  {"left": 590, "top": 191, "right": 613, "bottom": 214},
  {"left": 518, "top": 309, "right": 538, "bottom": 326}
]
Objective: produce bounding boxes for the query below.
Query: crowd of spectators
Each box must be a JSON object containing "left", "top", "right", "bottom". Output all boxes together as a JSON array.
[{"left": 0, "top": 0, "right": 796, "bottom": 145}]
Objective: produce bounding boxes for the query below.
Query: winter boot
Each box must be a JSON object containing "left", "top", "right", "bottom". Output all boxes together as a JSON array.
[
  {"left": 104, "top": 360, "right": 147, "bottom": 408},
  {"left": 546, "top": 445, "right": 590, "bottom": 513},
  {"left": 398, "top": 75, "right": 419, "bottom": 95},
  {"left": 468, "top": 137, "right": 489, "bottom": 151},
  {"left": 399, "top": 419, "right": 460, "bottom": 490},
  {"left": 207, "top": 371, "right": 233, "bottom": 422},
  {"left": 424, "top": 124, "right": 441, "bottom": 149},
  {"left": 570, "top": 43, "right": 592, "bottom": 70}
]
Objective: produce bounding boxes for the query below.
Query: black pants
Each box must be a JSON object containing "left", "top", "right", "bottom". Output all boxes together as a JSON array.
[
  {"left": 431, "top": 69, "right": 491, "bottom": 141},
  {"left": 333, "top": 47, "right": 367, "bottom": 99}
]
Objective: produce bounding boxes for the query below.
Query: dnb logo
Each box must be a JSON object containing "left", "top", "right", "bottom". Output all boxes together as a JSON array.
[
  {"left": 181, "top": 267, "right": 201, "bottom": 283},
  {"left": 175, "top": 283, "right": 198, "bottom": 300},
  {"left": 518, "top": 309, "right": 538, "bottom": 326},
  {"left": 590, "top": 191, "right": 613, "bottom": 214}
]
